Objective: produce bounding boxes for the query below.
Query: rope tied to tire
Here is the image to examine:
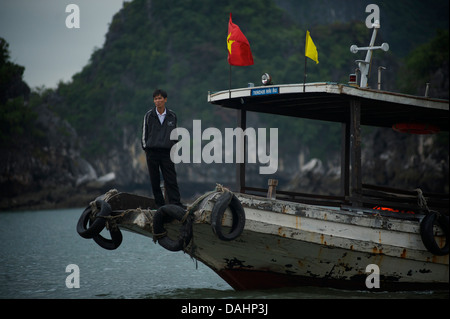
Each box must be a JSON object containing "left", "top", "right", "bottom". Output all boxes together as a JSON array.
[
  {"left": 152, "top": 204, "right": 194, "bottom": 252},
  {"left": 76, "top": 198, "right": 123, "bottom": 250},
  {"left": 415, "top": 188, "right": 449, "bottom": 256},
  {"left": 415, "top": 188, "right": 430, "bottom": 213}
]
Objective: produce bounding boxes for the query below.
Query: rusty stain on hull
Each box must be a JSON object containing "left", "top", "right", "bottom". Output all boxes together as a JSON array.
[{"left": 401, "top": 248, "right": 407, "bottom": 259}]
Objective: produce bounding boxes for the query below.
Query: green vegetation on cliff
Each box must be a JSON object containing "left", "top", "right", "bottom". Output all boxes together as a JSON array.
[
  {"left": 2, "top": 0, "right": 448, "bottom": 189},
  {"left": 0, "top": 38, "right": 36, "bottom": 147}
]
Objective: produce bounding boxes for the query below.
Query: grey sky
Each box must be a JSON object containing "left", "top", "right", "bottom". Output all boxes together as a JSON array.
[{"left": 0, "top": 0, "right": 125, "bottom": 89}]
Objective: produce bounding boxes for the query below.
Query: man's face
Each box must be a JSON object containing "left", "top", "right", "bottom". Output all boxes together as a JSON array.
[{"left": 154, "top": 95, "right": 167, "bottom": 109}]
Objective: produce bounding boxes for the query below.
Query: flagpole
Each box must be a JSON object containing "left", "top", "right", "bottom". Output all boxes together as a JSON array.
[
  {"left": 303, "top": 31, "right": 307, "bottom": 93},
  {"left": 303, "top": 55, "right": 307, "bottom": 93},
  {"left": 229, "top": 65, "right": 232, "bottom": 99}
]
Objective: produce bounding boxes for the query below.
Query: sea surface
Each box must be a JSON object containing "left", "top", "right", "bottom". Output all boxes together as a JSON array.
[{"left": 0, "top": 208, "right": 447, "bottom": 300}]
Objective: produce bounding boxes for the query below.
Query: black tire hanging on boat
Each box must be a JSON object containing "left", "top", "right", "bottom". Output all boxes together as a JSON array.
[
  {"left": 90, "top": 223, "right": 123, "bottom": 250},
  {"left": 152, "top": 204, "right": 193, "bottom": 252},
  {"left": 76, "top": 200, "right": 111, "bottom": 239},
  {"left": 211, "top": 191, "right": 246, "bottom": 241},
  {"left": 420, "top": 211, "right": 449, "bottom": 256}
]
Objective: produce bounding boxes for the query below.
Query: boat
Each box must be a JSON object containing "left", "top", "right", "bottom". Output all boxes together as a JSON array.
[{"left": 76, "top": 20, "right": 449, "bottom": 291}]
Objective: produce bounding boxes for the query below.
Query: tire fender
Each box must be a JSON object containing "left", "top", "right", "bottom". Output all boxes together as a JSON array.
[
  {"left": 420, "top": 211, "right": 449, "bottom": 256},
  {"left": 90, "top": 222, "right": 123, "bottom": 251},
  {"left": 211, "top": 191, "right": 246, "bottom": 241},
  {"left": 77, "top": 199, "right": 122, "bottom": 250},
  {"left": 153, "top": 204, "right": 193, "bottom": 252},
  {"left": 77, "top": 200, "right": 110, "bottom": 239}
]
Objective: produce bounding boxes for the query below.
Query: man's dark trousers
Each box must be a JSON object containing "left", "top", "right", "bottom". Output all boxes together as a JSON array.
[{"left": 145, "top": 148, "right": 181, "bottom": 207}]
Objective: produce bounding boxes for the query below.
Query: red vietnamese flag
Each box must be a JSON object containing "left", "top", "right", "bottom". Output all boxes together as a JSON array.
[{"left": 227, "top": 13, "right": 254, "bottom": 66}]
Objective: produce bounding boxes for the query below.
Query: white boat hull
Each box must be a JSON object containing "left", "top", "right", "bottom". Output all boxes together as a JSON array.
[{"left": 112, "top": 191, "right": 448, "bottom": 291}]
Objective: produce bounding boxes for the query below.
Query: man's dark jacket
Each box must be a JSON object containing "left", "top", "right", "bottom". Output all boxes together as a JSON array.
[{"left": 141, "top": 108, "right": 177, "bottom": 150}]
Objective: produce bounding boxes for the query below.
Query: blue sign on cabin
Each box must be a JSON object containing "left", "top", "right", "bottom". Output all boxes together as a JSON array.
[{"left": 251, "top": 87, "right": 279, "bottom": 96}]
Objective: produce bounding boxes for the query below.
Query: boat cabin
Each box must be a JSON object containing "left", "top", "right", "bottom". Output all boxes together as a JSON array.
[{"left": 208, "top": 82, "right": 449, "bottom": 215}]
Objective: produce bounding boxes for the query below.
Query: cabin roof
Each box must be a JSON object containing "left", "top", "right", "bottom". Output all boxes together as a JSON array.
[{"left": 208, "top": 82, "right": 449, "bottom": 131}]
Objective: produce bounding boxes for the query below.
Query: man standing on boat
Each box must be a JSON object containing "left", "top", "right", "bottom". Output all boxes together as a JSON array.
[{"left": 141, "top": 89, "right": 182, "bottom": 208}]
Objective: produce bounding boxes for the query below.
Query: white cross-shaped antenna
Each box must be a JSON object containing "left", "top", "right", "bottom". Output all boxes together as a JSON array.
[{"left": 350, "top": 20, "right": 389, "bottom": 88}]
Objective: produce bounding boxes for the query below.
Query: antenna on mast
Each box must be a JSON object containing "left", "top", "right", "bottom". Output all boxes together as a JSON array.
[{"left": 350, "top": 20, "right": 389, "bottom": 88}]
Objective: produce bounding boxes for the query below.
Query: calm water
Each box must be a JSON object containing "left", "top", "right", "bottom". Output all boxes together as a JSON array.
[{"left": 0, "top": 208, "right": 447, "bottom": 299}]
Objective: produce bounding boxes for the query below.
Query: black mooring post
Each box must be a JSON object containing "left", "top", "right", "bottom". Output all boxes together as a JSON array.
[
  {"left": 350, "top": 99, "right": 362, "bottom": 207},
  {"left": 341, "top": 122, "right": 350, "bottom": 200},
  {"left": 236, "top": 108, "right": 246, "bottom": 193}
]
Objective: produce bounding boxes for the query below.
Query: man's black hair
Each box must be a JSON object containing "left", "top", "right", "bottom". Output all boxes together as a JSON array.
[{"left": 153, "top": 89, "right": 167, "bottom": 98}]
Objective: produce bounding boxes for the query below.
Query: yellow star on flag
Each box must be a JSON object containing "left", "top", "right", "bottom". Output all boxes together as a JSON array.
[{"left": 227, "top": 33, "right": 235, "bottom": 55}]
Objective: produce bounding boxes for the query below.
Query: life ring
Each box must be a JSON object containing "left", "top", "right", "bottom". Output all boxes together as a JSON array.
[
  {"left": 77, "top": 200, "right": 111, "bottom": 239},
  {"left": 152, "top": 204, "right": 193, "bottom": 252},
  {"left": 392, "top": 123, "right": 440, "bottom": 135},
  {"left": 420, "top": 211, "right": 449, "bottom": 256},
  {"left": 211, "top": 191, "right": 246, "bottom": 241}
]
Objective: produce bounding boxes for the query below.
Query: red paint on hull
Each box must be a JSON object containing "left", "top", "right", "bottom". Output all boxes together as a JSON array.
[
  {"left": 216, "top": 269, "right": 449, "bottom": 291},
  {"left": 217, "top": 269, "right": 365, "bottom": 291}
]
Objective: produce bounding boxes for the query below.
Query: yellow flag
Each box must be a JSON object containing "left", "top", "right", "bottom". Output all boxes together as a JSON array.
[{"left": 305, "top": 30, "right": 319, "bottom": 64}]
